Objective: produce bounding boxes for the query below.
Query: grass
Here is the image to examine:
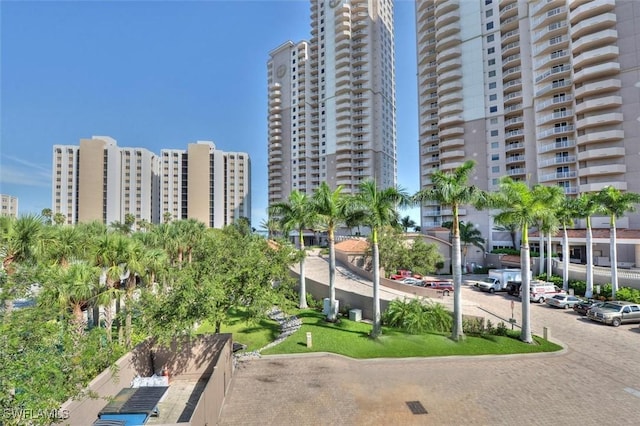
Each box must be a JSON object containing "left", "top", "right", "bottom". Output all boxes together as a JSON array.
[
  {"left": 260, "top": 309, "right": 562, "bottom": 358},
  {"left": 196, "top": 307, "right": 281, "bottom": 351}
]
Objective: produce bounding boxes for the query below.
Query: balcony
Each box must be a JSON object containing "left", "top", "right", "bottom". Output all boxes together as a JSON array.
[
  {"left": 531, "top": 6, "right": 567, "bottom": 30},
  {"left": 504, "top": 103, "right": 522, "bottom": 114},
  {"left": 575, "top": 112, "right": 623, "bottom": 129},
  {"left": 434, "top": 0, "right": 459, "bottom": 17},
  {"left": 437, "top": 46, "right": 461, "bottom": 64},
  {"left": 506, "top": 155, "right": 526, "bottom": 164},
  {"left": 439, "top": 102, "right": 463, "bottom": 115},
  {"left": 578, "top": 147, "right": 625, "bottom": 161},
  {"left": 507, "top": 168, "right": 526, "bottom": 177},
  {"left": 577, "top": 130, "right": 624, "bottom": 146},
  {"left": 537, "top": 124, "right": 574, "bottom": 139},
  {"left": 499, "top": 2, "right": 518, "bottom": 19},
  {"left": 438, "top": 33, "right": 461, "bottom": 50},
  {"left": 503, "top": 91, "right": 523, "bottom": 104},
  {"left": 532, "top": 0, "right": 565, "bottom": 18},
  {"left": 439, "top": 114, "right": 464, "bottom": 126},
  {"left": 501, "top": 29, "right": 519, "bottom": 44},
  {"left": 439, "top": 150, "right": 465, "bottom": 160},
  {"left": 438, "top": 80, "right": 462, "bottom": 95},
  {"left": 534, "top": 64, "right": 571, "bottom": 84},
  {"left": 574, "top": 78, "right": 620, "bottom": 98},
  {"left": 538, "top": 109, "right": 573, "bottom": 126},
  {"left": 532, "top": 19, "right": 568, "bottom": 44},
  {"left": 533, "top": 35, "right": 569, "bottom": 57},
  {"left": 575, "top": 96, "right": 622, "bottom": 115},
  {"left": 572, "top": 29, "right": 618, "bottom": 55},
  {"left": 439, "top": 138, "right": 465, "bottom": 148},
  {"left": 505, "top": 142, "right": 524, "bottom": 152},
  {"left": 503, "top": 78, "right": 522, "bottom": 93},
  {"left": 539, "top": 155, "right": 576, "bottom": 168},
  {"left": 502, "top": 53, "right": 521, "bottom": 68},
  {"left": 571, "top": 12, "right": 616, "bottom": 40},
  {"left": 504, "top": 116, "right": 524, "bottom": 128},
  {"left": 505, "top": 129, "right": 524, "bottom": 140},
  {"left": 536, "top": 78, "right": 572, "bottom": 97},
  {"left": 578, "top": 164, "right": 626, "bottom": 177},
  {"left": 435, "top": 9, "right": 459, "bottom": 29},
  {"left": 570, "top": 0, "right": 615, "bottom": 24},
  {"left": 437, "top": 21, "right": 461, "bottom": 39},
  {"left": 580, "top": 181, "right": 627, "bottom": 193},
  {"left": 439, "top": 126, "right": 464, "bottom": 137},
  {"left": 539, "top": 170, "right": 577, "bottom": 182},
  {"left": 501, "top": 41, "right": 520, "bottom": 56},
  {"left": 534, "top": 49, "right": 569, "bottom": 70},
  {"left": 535, "top": 94, "right": 573, "bottom": 112},
  {"left": 539, "top": 138, "right": 575, "bottom": 153},
  {"left": 573, "top": 62, "right": 620, "bottom": 84},
  {"left": 500, "top": 15, "right": 519, "bottom": 31}
]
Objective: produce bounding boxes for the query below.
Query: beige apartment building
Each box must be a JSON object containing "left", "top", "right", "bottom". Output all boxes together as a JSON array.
[
  {"left": 53, "top": 137, "right": 250, "bottom": 228},
  {"left": 0, "top": 194, "right": 18, "bottom": 218},
  {"left": 267, "top": 0, "right": 397, "bottom": 205},
  {"left": 416, "top": 0, "right": 640, "bottom": 251}
]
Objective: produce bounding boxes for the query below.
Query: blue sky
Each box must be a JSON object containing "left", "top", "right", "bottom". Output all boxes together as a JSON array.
[{"left": 0, "top": 0, "right": 419, "bottom": 226}]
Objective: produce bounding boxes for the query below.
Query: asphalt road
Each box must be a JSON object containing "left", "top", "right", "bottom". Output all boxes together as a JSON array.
[{"left": 218, "top": 267, "right": 640, "bottom": 426}]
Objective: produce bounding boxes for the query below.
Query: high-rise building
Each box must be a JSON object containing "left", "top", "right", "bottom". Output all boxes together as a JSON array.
[
  {"left": 416, "top": 0, "right": 640, "bottom": 249},
  {"left": 267, "top": 0, "right": 397, "bottom": 205},
  {"left": 53, "top": 137, "right": 250, "bottom": 228},
  {"left": 0, "top": 194, "right": 18, "bottom": 218}
]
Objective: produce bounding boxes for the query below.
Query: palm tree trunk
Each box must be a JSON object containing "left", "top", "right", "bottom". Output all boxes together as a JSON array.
[
  {"left": 298, "top": 230, "right": 308, "bottom": 309},
  {"left": 104, "top": 303, "right": 113, "bottom": 343},
  {"left": 328, "top": 230, "right": 337, "bottom": 321},
  {"left": 610, "top": 216, "right": 618, "bottom": 299},
  {"left": 520, "top": 229, "right": 533, "bottom": 344},
  {"left": 546, "top": 232, "right": 552, "bottom": 281},
  {"left": 372, "top": 240, "right": 381, "bottom": 337},
  {"left": 585, "top": 219, "right": 594, "bottom": 298},
  {"left": 451, "top": 233, "right": 463, "bottom": 341},
  {"left": 562, "top": 226, "right": 569, "bottom": 292},
  {"left": 539, "top": 232, "right": 545, "bottom": 276}
]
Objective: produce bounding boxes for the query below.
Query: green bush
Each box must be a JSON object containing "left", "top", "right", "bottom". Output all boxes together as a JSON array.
[
  {"left": 615, "top": 287, "right": 640, "bottom": 303},
  {"left": 569, "top": 280, "right": 586, "bottom": 296},
  {"left": 305, "top": 293, "right": 323, "bottom": 310},
  {"left": 495, "top": 321, "right": 508, "bottom": 336},
  {"left": 535, "top": 274, "right": 563, "bottom": 286},
  {"left": 383, "top": 298, "right": 452, "bottom": 334},
  {"left": 491, "top": 248, "right": 520, "bottom": 255},
  {"left": 462, "top": 318, "right": 485, "bottom": 336}
]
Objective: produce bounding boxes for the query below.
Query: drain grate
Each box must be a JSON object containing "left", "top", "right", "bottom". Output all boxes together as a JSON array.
[{"left": 406, "top": 400, "right": 428, "bottom": 415}]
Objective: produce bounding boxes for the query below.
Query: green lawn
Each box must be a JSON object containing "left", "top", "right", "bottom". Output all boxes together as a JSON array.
[
  {"left": 261, "top": 310, "right": 562, "bottom": 358},
  {"left": 197, "top": 308, "right": 281, "bottom": 351}
]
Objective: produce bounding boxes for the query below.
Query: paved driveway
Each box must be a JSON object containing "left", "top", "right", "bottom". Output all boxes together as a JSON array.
[{"left": 219, "top": 269, "right": 640, "bottom": 425}]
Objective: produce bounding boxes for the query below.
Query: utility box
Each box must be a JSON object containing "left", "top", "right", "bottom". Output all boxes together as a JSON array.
[
  {"left": 323, "top": 298, "right": 339, "bottom": 317},
  {"left": 349, "top": 309, "right": 362, "bottom": 322}
]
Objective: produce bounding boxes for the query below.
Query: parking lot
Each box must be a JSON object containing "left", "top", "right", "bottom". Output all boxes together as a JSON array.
[{"left": 219, "top": 268, "right": 640, "bottom": 425}]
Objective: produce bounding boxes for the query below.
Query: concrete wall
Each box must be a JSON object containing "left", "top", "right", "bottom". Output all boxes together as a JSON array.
[{"left": 61, "top": 334, "right": 233, "bottom": 426}]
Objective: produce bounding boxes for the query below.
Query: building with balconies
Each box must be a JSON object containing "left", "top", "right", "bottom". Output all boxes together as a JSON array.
[
  {"left": 416, "top": 0, "right": 640, "bottom": 252},
  {"left": 267, "top": 0, "right": 397, "bottom": 206}
]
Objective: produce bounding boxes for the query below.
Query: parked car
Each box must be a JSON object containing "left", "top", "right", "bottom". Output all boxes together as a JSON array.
[
  {"left": 519, "top": 282, "right": 566, "bottom": 303},
  {"left": 419, "top": 280, "right": 453, "bottom": 296},
  {"left": 546, "top": 294, "right": 583, "bottom": 309},
  {"left": 390, "top": 270, "right": 422, "bottom": 280},
  {"left": 397, "top": 277, "right": 421, "bottom": 286},
  {"left": 586, "top": 301, "right": 640, "bottom": 327},
  {"left": 573, "top": 300, "right": 604, "bottom": 316}
]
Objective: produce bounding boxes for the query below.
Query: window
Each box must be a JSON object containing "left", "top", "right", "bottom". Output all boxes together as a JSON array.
[
  {"left": 489, "top": 82, "right": 497, "bottom": 89},
  {"left": 491, "top": 141, "right": 499, "bottom": 149},
  {"left": 490, "top": 130, "right": 499, "bottom": 136},
  {"left": 487, "top": 34, "right": 494, "bottom": 42},
  {"left": 486, "top": 22, "right": 494, "bottom": 30},
  {"left": 491, "top": 154, "right": 499, "bottom": 161},
  {"left": 489, "top": 70, "right": 496, "bottom": 77},
  {"left": 485, "top": 0, "right": 492, "bottom": 4},
  {"left": 488, "top": 47, "right": 495, "bottom": 54},
  {"left": 492, "top": 166, "right": 500, "bottom": 173},
  {"left": 488, "top": 58, "right": 495, "bottom": 66},
  {"left": 490, "top": 118, "right": 498, "bottom": 124},
  {"left": 486, "top": 10, "right": 493, "bottom": 18},
  {"left": 489, "top": 94, "right": 497, "bottom": 101}
]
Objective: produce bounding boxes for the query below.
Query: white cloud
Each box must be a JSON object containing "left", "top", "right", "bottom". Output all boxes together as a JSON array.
[{"left": 0, "top": 155, "right": 51, "bottom": 188}]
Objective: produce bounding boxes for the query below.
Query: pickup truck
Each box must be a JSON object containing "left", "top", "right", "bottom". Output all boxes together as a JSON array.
[
  {"left": 418, "top": 280, "right": 453, "bottom": 296},
  {"left": 390, "top": 270, "right": 422, "bottom": 280}
]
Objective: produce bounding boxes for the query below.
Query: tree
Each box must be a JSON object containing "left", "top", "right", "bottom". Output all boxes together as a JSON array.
[
  {"left": 574, "top": 193, "right": 601, "bottom": 298},
  {"left": 458, "top": 221, "right": 485, "bottom": 269},
  {"left": 259, "top": 216, "right": 280, "bottom": 239},
  {"left": 53, "top": 212, "right": 67, "bottom": 226},
  {"left": 41, "top": 208, "right": 52, "bottom": 225},
  {"left": 493, "top": 223, "right": 519, "bottom": 250},
  {"left": 163, "top": 211, "right": 173, "bottom": 223},
  {"left": 312, "top": 182, "right": 350, "bottom": 321},
  {"left": 414, "top": 160, "right": 484, "bottom": 341},
  {"left": 536, "top": 186, "right": 564, "bottom": 277},
  {"left": 269, "top": 190, "right": 318, "bottom": 309},
  {"left": 488, "top": 177, "right": 548, "bottom": 343},
  {"left": 354, "top": 180, "right": 409, "bottom": 337},
  {"left": 593, "top": 186, "right": 640, "bottom": 299},
  {"left": 400, "top": 216, "right": 416, "bottom": 233},
  {"left": 555, "top": 198, "right": 576, "bottom": 292}
]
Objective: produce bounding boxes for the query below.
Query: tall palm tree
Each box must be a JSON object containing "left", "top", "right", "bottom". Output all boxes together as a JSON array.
[
  {"left": 312, "top": 182, "right": 350, "bottom": 321},
  {"left": 593, "top": 186, "right": 640, "bottom": 299},
  {"left": 42, "top": 225, "right": 82, "bottom": 268},
  {"left": 458, "top": 221, "right": 485, "bottom": 269},
  {"left": 536, "top": 185, "right": 564, "bottom": 277},
  {"left": 414, "top": 160, "right": 483, "bottom": 341},
  {"left": 488, "top": 177, "right": 548, "bottom": 343},
  {"left": 574, "top": 193, "right": 600, "bottom": 298},
  {"left": 555, "top": 198, "right": 576, "bottom": 291},
  {"left": 270, "top": 190, "right": 318, "bottom": 309},
  {"left": 355, "top": 180, "right": 409, "bottom": 337},
  {"left": 260, "top": 216, "right": 280, "bottom": 239}
]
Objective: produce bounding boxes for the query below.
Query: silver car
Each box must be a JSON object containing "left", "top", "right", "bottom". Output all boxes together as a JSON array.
[{"left": 546, "top": 294, "right": 582, "bottom": 309}]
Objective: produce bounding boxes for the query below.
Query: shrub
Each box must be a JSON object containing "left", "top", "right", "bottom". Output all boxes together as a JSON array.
[
  {"left": 535, "top": 274, "right": 563, "bottom": 286},
  {"left": 382, "top": 298, "right": 451, "bottom": 334},
  {"left": 462, "top": 318, "right": 485, "bottom": 336},
  {"left": 615, "top": 287, "right": 640, "bottom": 303},
  {"left": 569, "top": 280, "right": 586, "bottom": 296},
  {"left": 495, "top": 321, "right": 508, "bottom": 336},
  {"left": 305, "top": 293, "right": 323, "bottom": 310}
]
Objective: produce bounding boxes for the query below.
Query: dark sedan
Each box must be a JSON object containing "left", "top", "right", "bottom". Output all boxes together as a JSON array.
[{"left": 573, "top": 300, "right": 604, "bottom": 316}]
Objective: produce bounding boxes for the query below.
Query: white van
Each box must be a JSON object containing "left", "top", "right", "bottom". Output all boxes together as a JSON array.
[{"left": 520, "top": 281, "right": 565, "bottom": 303}]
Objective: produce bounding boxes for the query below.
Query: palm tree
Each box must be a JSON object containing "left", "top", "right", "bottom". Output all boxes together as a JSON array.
[
  {"left": 493, "top": 223, "right": 519, "bottom": 251},
  {"left": 458, "top": 221, "right": 485, "bottom": 269},
  {"left": 574, "top": 193, "right": 601, "bottom": 298},
  {"left": 312, "top": 182, "right": 350, "bottom": 321},
  {"left": 414, "top": 160, "right": 483, "bottom": 341},
  {"left": 0, "top": 214, "right": 44, "bottom": 317},
  {"left": 400, "top": 216, "right": 416, "bottom": 233},
  {"left": 536, "top": 186, "right": 564, "bottom": 277},
  {"left": 555, "top": 198, "right": 576, "bottom": 292},
  {"left": 593, "top": 186, "right": 640, "bottom": 299},
  {"left": 269, "top": 190, "right": 318, "bottom": 309},
  {"left": 42, "top": 225, "right": 82, "bottom": 268},
  {"left": 259, "top": 216, "right": 280, "bottom": 239},
  {"left": 488, "top": 177, "right": 548, "bottom": 343},
  {"left": 41, "top": 208, "right": 52, "bottom": 225},
  {"left": 355, "top": 180, "right": 409, "bottom": 337}
]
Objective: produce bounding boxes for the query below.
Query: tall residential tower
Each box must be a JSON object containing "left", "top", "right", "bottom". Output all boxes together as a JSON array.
[
  {"left": 416, "top": 0, "right": 640, "bottom": 249},
  {"left": 268, "top": 0, "right": 397, "bottom": 205}
]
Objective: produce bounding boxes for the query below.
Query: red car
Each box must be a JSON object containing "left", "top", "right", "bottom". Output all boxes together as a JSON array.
[{"left": 419, "top": 280, "right": 453, "bottom": 296}]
